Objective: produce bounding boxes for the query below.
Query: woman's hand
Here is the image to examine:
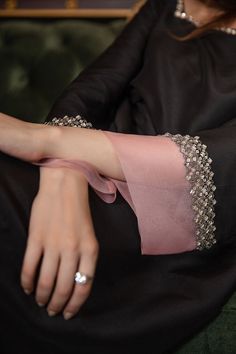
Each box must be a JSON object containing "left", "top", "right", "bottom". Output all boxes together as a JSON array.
[{"left": 20, "top": 167, "right": 99, "bottom": 320}]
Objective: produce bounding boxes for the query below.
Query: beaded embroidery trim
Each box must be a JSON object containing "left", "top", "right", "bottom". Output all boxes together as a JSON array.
[
  {"left": 45, "top": 115, "right": 94, "bottom": 129},
  {"left": 164, "top": 133, "right": 217, "bottom": 251},
  {"left": 175, "top": 0, "right": 236, "bottom": 36}
]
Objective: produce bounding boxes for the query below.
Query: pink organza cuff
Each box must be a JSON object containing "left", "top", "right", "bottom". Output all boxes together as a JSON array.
[
  {"left": 102, "top": 131, "right": 196, "bottom": 255},
  {"left": 35, "top": 131, "right": 197, "bottom": 255}
]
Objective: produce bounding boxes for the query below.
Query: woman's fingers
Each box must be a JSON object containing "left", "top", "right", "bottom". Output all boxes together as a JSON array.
[
  {"left": 63, "top": 241, "right": 99, "bottom": 320},
  {"left": 35, "top": 249, "right": 59, "bottom": 306},
  {"left": 21, "top": 236, "right": 43, "bottom": 294},
  {"left": 46, "top": 252, "right": 79, "bottom": 316},
  {"left": 22, "top": 168, "right": 99, "bottom": 319}
]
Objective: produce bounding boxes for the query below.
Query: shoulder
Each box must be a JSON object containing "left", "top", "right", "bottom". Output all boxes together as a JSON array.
[{"left": 133, "top": 0, "right": 177, "bottom": 28}]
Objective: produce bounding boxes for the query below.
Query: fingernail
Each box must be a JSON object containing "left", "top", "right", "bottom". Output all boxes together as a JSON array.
[
  {"left": 37, "top": 302, "right": 45, "bottom": 307},
  {"left": 48, "top": 310, "right": 57, "bottom": 317},
  {"left": 64, "top": 312, "right": 73, "bottom": 320},
  {"left": 23, "top": 288, "right": 32, "bottom": 295}
]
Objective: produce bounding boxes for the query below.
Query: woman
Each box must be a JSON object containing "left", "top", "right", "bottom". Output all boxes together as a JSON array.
[{"left": 0, "top": 0, "right": 236, "bottom": 353}]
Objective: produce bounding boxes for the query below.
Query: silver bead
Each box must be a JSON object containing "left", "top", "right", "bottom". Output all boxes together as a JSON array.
[{"left": 45, "top": 114, "right": 94, "bottom": 129}]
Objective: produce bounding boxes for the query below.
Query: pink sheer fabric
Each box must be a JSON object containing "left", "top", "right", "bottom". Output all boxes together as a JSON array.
[
  {"left": 102, "top": 132, "right": 197, "bottom": 255},
  {"left": 36, "top": 158, "right": 118, "bottom": 204},
  {"left": 35, "top": 131, "right": 197, "bottom": 255}
]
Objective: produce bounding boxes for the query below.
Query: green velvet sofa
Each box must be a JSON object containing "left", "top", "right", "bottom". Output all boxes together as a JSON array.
[{"left": 0, "top": 19, "right": 235, "bottom": 354}]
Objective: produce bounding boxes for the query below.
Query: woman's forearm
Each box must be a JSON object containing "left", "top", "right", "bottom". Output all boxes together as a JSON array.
[
  {"left": 47, "top": 127, "right": 125, "bottom": 181},
  {"left": 0, "top": 112, "right": 49, "bottom": 162},
  {"left": 0, "top": 112, "right": 123, "bottom": 180}
]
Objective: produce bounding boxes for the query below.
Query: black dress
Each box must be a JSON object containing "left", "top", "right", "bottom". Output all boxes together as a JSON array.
[{"left": 0, "top": 0, "right": 236, "bottom": 353}]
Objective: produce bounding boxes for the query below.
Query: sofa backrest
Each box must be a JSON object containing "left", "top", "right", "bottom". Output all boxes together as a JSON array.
[{"left": 0, "top": 19, "right": 124, "bottom": 122}]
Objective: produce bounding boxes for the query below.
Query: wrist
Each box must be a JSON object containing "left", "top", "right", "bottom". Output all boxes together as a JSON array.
[
  {"left": 39, "top": 166, "right": 88, "bottom": 192},
  {"left": 38, "top": 125, "right": 62, "bottom": 158}
]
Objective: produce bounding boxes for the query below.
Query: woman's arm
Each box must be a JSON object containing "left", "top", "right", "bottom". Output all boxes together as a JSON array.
[
  {"left": 0, "top": 112, "right": 101, "bottom": 320},
  {"left": 0, "top": 112, "right": 123, "bottom": 180},
  {"left": 37, "top": 127, "right": 199, "bottom": 255},
  {"left": 39, "top": 122, "right": 236, "bottom": 255},
  {"left": 2, "top": 112, "right": 234, "bottom": 256}
]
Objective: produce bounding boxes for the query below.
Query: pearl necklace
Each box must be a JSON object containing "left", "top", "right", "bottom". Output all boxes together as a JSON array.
[{"left": 174, "top": 0, "right": 236, "bottom": 36}]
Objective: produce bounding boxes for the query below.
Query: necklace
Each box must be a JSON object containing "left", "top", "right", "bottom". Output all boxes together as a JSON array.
[{"left": 174, "top": 0, "right": 236, "bottom": 36}]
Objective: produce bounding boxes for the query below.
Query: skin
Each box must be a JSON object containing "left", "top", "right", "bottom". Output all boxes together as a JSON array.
[
  {"left": 0, "top": 112, "right": 123, "bottom": 320},
  {"left": 186, "top": 0, "right": 236, "bottom": 26},
  {"left": 1, "top": 0, "right": 236, "bottom": 321},
  {"left": 26, "top": 168, "right": 98, "bottom": 319}
]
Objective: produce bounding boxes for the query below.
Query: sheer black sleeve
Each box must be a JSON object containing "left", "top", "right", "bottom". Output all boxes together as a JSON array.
[{"left": 46, "top": 0, "right": 161, "bottom": 129}]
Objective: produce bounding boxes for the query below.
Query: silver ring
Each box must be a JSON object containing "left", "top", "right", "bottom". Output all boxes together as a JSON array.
[{"left": 75, "top": 272, "right": 93, "bottom": 285}]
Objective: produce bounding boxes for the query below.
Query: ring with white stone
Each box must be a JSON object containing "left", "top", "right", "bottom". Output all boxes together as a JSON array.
[{"left": 75, "top": 272, "right": 93, "bottom": 285}]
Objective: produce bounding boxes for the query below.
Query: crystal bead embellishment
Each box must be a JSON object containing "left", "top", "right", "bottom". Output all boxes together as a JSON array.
[
  {"left": 45, "top": 115, "right": 93, "bottom": 129},
  {"left": 165, "top": 133, "right": 217, "bottom": 251}
]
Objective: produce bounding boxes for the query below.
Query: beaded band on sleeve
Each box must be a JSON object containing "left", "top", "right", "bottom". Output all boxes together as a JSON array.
[
  {"left": 164, "top": 133, "right": 217, "bottom": 251},
  {"left": 44, "top": 115, "right": 94, "bottom": 129}
]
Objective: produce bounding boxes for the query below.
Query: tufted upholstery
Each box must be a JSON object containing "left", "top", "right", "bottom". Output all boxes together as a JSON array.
[
  {"left": 176, "top": 293, "right": 236, "bottom": 353},
  {"left": 0, "top": 19, "right": 125, "bottom": 122},
  {"left": 0, "top": 19, "right": 235, "bottom": 353}
]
